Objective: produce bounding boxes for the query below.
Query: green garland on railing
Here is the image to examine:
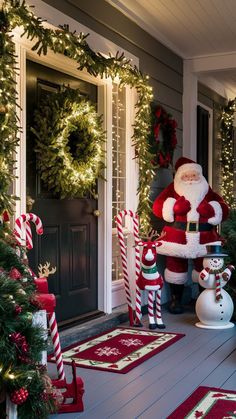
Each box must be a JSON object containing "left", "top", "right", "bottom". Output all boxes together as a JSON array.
[
  {"left": 0, "top": 0, "right": 155, "bottom": 232},
  {"left": 220, "top": 99, "right": 236, "bottom": 208}
]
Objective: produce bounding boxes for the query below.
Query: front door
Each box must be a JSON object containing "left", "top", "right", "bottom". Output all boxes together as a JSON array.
[{"left": 26, "top": 60, "right": 100, "bottom": 326}]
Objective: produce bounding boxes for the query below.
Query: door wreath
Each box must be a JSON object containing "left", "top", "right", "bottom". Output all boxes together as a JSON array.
[
  {"left": 148, "top": 104, "right": 177, "bottom": 169},
  {"left": 31, "top": 87, "right": 105, "bottom": 198}
]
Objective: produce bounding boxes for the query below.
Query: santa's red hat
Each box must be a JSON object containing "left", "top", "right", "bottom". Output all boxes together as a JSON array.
[{"left": 175, "top": 157, "right": 202, "bottom": 176}]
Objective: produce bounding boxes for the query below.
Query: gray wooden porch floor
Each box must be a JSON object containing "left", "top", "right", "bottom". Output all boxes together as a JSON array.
[{"left": 49, "top": 307, "right": 236, "bottom": 419}]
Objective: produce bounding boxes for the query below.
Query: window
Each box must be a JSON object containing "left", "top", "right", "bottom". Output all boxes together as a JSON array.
[{"left": 112, "top": 83, "right": 126, "bottom": 282}]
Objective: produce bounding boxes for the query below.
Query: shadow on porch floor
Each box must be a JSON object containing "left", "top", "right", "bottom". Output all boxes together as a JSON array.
[{"left": 49, "top": 304, "right": 236, "bottom": 418}]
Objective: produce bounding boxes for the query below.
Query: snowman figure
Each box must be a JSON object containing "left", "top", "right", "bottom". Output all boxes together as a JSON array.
[{"left": 195, "top": 244, "right": 235, "bottom": 329}]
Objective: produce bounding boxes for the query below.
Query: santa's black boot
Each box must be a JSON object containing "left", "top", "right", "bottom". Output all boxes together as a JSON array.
[{"left": 168, "top": 284, "right": 184, "bottom": 314}]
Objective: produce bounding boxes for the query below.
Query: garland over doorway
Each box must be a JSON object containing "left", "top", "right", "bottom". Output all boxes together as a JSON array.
[{"left": 0, "top": 0, "right": 155, "bottom": 232}]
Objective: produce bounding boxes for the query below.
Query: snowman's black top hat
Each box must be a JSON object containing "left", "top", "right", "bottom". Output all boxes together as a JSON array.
[{"left": 204, "top": 244, "right": 228, "bottom": 258}]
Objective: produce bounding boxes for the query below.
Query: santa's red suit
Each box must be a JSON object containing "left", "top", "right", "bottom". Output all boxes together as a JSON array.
[{"left": 152, "top": 157, "right": 229, "bottom": 313}]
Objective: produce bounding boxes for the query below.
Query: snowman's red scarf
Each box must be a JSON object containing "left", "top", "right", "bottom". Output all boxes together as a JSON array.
[{"left": 204, "top": 267, "right": 225, "bottom": 301}]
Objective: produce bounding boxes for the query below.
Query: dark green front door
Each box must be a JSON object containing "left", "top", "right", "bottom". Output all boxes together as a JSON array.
[{"left": 26, "top": 60, "right": 99, "bottom": 325}]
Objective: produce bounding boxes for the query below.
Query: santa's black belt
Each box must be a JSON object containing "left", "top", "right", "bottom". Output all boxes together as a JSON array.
[{"left": 172, "top": 221, "right": 214, "bottom": 233}]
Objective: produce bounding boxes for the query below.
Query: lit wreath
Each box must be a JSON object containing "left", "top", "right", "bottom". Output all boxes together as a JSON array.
[
  {"left": 148, "top": 104, "right": 177, "bottom": 168},
  {"left": 31, "top": 88, "right": 105, "bottom": 198}
]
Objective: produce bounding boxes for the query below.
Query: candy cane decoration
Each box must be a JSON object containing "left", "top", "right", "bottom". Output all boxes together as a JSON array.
[
  {"left": 14, "top": 213, "right": 43, "bottom": 249},
  {"left": 115, "top": 210, "right": 141, "bottom": 326},
  {"left": 48, "top": 312, "right": 65, "bottom": 380},
  {"left": 156, "top": 289, "right": 164, "bottom": 327},
  {"left": 148, "top": 291, "right": 155, "bottom": 326}
]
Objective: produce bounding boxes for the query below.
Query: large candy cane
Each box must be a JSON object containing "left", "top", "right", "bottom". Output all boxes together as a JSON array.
[
  {"left": 14, "top": 213, "right": 43, "bottom": 249},
  {"left": 115, "top": 210, "right": 141, "bottom": 326},
  {"left": 48, "top": 312, "right": 65, "bottom": 380}
]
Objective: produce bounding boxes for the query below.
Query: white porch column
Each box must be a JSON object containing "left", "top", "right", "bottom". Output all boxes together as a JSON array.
[{"left": 183, "top": 60, "right": 198, "bottom": 160}]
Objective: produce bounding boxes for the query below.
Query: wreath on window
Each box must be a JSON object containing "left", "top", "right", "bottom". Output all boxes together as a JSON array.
[
  {"left": 31, "top": 87, "right": 105, "bottom": 199},
  {"left": 148, "top": 104, "right": 177, "bottom": 169}
]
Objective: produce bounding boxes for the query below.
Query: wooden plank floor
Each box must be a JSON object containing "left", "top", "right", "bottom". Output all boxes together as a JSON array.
[{"left": 49, "top": 307, "right": 236, "bottom": 419}]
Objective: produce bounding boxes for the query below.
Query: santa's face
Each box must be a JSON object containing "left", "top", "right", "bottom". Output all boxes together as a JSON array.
[
  {"left": 180, "top": 170, "right": 201, "bottom": 184},
  {"left": 203, "top": 257, "right": 224, "bottom": 271},
  {"left": 174, "top": 168, "right": 209, "bottom": 202}
]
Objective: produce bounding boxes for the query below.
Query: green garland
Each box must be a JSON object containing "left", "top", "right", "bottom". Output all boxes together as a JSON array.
[
  {"left": 31, "top": 87, "right": 105, "bottom": 198},
  {"left": 0, "top": 0, "right": 155, "bottom": 232},
  {"left": 220, "top": 99, "right": 236, "bottom": 208}
]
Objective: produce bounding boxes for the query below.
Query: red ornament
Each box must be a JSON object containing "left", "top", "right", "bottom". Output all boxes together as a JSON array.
[
  {"left": 14, "top": 305, "right": 22, "bottom": 316},
  {"left": 154, "top": 123, "right": 160, "bottom": 138},
  {"left": 2, "top": 210, "right": 10, "bottom": 222},
  {"left": 18, "top": 354, "right": 31, "bottom": 364},
  {"left": 155, "top": 107, "right": 162, "bottom": 118},
  {"left": 21, "top": 341, "right": 29, "bottom": 354},
  {"left": 9, "top": 332, "right": 29, "bottom": 354},
  {"left": 9, "top": 268, "right": 22, "bottom": 280},
  {"left": 9, "top": 332, "right": 25, "bottom": 346},
  {"left": 10, "top": 388, "right": 29, "bottom": 405}
]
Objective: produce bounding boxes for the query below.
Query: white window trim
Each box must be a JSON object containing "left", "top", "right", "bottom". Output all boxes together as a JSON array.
[
  {"left": 13, "top": 0, "right": 139, "bottom": 315},
  {"left": 197, "top": 102, "right": 213, "bottom": 187}
]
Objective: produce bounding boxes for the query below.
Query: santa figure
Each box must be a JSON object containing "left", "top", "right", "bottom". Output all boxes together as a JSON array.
[{"left": 152, "top": 157, "right": 229, "bottom": 314}]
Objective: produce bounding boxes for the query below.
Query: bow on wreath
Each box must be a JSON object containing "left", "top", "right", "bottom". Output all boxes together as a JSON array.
[{"left": 149, "top": 105, "right": 177, "bottom": 169}]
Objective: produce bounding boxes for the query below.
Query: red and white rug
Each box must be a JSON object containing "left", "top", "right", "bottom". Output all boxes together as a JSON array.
[
  {"left": 49, "top": 327, "right": 184, "bottom": 374},
  {"left": 167, "top": 386, "right": 236, "bottom": 418}
]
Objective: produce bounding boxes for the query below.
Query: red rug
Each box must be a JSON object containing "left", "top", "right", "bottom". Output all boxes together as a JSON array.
[
  {"left": 48, "top": 327, "right": 184, "bottom": 374},
  {"left": 167, "top": 386, "right": 236, "bottom": 418}
]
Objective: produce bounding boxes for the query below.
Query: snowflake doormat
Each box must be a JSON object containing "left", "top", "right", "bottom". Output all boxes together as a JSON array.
[
  {"left": 167, "top": 386, "right": 236, "bottom": 418},
  {"left": 48, "top": 327, "right": 184, "bottom": 374}
]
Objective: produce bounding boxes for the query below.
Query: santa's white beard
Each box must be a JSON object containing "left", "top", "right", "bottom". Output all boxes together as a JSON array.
[{"left": 174, "top": 175, "right": 209, "bottom": 220}]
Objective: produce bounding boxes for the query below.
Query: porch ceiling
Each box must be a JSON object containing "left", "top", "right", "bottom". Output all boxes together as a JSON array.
[{"left": 107, "top": 0, "right": 236, "bottom": 97}]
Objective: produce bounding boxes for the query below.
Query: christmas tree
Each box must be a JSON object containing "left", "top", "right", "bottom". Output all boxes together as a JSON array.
[
  {"left": 0, "top": 213, "right": 59, "bottom": 418},
  {"left": 221, "top": 209, "right": 236, "bottom": 321}
]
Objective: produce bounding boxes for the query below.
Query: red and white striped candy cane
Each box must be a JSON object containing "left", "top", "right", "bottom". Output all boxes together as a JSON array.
[
  {"left": 14, "top": 213, "right": 43, "bottom": 249},
  {"left": 115, "top": 210, "right": 141, "bottom": 326},
  {"left": 156, "top": 288, "right": 164, "bottom": 327},
  {"left": 215, "top": 274, "right": 222, "bottom": 301},
  {"left": 148, "top": 291, "right": 155, "bottom": 326},
  {"left": 48, "top": 312, "right": 65, "bottom": 380}
]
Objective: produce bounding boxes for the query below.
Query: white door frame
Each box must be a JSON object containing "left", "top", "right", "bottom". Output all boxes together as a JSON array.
[{"left": 197, "top": 102, "right": 213, "bottom": 187}]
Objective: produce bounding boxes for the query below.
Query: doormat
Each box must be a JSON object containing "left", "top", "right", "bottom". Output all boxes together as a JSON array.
[
  {"left": 167, "top": 386, "right": 236, "bottom": 418},
  {"left": 48, "top": 327, "right": 184, "bottom": 374}
]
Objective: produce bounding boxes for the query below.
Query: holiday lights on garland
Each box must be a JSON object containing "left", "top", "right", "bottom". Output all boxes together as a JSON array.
[
  {"left": 0, "top": 0, "right": 155, "bottom": 232},
  {"left": 31, "top": 87, "right": 106, "bottom": 198},
  {"left": 220, "top": 98, "right": 236, "bottom": 208}
]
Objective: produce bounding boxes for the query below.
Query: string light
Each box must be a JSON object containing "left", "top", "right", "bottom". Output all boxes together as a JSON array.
[{"left": 220, "top": 99, "right": 236, "bottom": 208}]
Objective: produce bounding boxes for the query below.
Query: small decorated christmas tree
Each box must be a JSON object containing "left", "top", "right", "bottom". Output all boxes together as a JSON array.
[
  {"left": 221, "top": 209, "right": 236, "bottom": 321},
  {"left": 0, "top": 213, "right": 59, "bottom": 418}
]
